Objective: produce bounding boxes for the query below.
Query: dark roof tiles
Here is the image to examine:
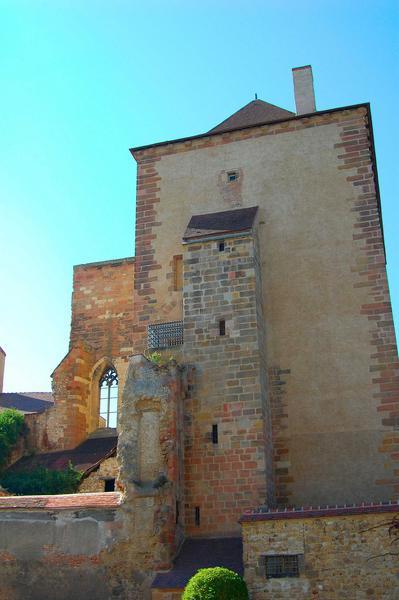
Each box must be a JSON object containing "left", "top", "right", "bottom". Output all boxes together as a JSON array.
[
  {"left": 0, "top": 392, "right": 54, "bottom": 414},
  {"left": 183, "top": 206, "right": 258, "bottom": 241},
  {"left": 8, "top": 434, "right": 118, "bottom": 475},
  {"left": 208, "top": 99, "right": 294, "bottom": 133}
]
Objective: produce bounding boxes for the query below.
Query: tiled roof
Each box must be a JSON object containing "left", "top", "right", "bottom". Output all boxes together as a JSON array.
[
  {"left": 240, "top": 500, "right": 399, "bottom": 522},
  {"left": 0, "top": 491, "right": 121, "bottom": 510},
  {"left": 0, "top": 392, "right": 54, "bottom": 414},
  {"left": 152, "top": 537, "right": 243, "bottom": 589},
  {"left": 183, "top": 206, "right": 258, "bottom": 241},
  {"left": 208, "top": 99, "right": 294, "bottom": 133},
  {"left": 8, "top": 434, "right": 118, "bottom": 475}
]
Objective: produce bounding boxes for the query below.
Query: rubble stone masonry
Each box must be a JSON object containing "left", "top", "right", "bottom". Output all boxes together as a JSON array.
[{"left": 241, "top": 503, "right": 399, "bottom": 599}]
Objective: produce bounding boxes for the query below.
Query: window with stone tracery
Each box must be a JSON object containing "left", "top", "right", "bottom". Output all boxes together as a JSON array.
[{"left": 99, "top": 367, "right": 118, "bottom": 428}]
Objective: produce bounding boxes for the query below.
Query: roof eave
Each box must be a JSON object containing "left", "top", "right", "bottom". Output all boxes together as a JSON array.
[{"left": 129, "top": 102, "right": 371, "bottom": 156}]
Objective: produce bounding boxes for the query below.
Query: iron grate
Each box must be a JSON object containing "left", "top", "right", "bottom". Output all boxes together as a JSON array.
[
  {"left": 265, "top": 554, "right": 300, "bottom": 578},
  {"left": 147, "top": 320, "right": 183, "bottom": 349}
]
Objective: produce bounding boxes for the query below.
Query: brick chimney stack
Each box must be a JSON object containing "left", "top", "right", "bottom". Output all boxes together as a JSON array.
[
  {"left": 0, "top": 347, "right": 5, "bottom": 393},
  {"left": 292, "top": 65, "right": 316, "bottom": 115}
]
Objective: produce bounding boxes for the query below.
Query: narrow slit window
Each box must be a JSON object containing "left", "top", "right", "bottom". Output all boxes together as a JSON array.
[
  {"left": 173, "top": 255, "right": 183, "bottom": 291},
  {"left": 212, "top": 424, "right": 218, "bottom": 444},
  {"left": 219, "top": 241, "right": 225, "bottom": 252},
  {"left": 195, "top": 506, "right": 200, "bottom": 526},
  {"left": 219, "top": 319, "right": 226, "bottom": 336},
  {"left": 176, "top": 500, "right": 180, "bottom": 524}
]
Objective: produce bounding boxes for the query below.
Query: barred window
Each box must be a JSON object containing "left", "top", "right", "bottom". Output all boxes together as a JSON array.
[
  {"left": 148, "top": 321, "right": 183, "bottom": 349},
  {"left": 265, "top": 555, "right": 300, "bottom": 578}
]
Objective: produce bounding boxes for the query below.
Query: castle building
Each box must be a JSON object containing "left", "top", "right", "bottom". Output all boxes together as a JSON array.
[{"left": 0, "top": 66, "right": 398, "bottom": 599}]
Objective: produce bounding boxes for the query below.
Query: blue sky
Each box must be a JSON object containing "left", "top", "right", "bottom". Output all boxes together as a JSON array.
[{"left": 1, "top": 0, "right": 398, "bottom": 392}]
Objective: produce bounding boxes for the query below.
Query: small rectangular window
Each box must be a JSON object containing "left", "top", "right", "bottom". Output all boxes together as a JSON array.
[
  {"left": 173, "top": 255, "right": 183, "bottom": 291},
  {"left": 212, "top": 424, "right": 218, "bottom": 444},
  {"left": 104, "top": 478, "right": 115, "bottom": 492},
  {"left": 265, "top": 555, "right": 300, "bottom": 578},
  {"left": 227, "top": 171, "right": 238, "bottom": 182},
  {"left": 219, "top": 241, "right": 225, "bottom": 252},
  {"left": 219, "top": 319, "right": 226, "bottom": 336},
  {"left": 195, "top": 506, "right": 200, "bottom": 526}
]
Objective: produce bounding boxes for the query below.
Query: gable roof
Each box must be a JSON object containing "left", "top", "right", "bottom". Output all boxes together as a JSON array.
[
  {"left": 152, "top": 537, "right": 243, "bottom": 589},
  {"left": 183, "top": 206, "right": 258, "bottom": 242},
  {"left": 208, "top": 99, "right": 294, "bottom": 133},
  {"left": 7, "top": 434, "right": 118, "bottom": 475},
  {"left": 0, "top": 392, "right": 54, "bottom": 414}
]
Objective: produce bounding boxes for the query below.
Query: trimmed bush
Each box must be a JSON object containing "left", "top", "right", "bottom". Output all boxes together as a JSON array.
[
  {"left": 0, "top": 462, "right": 82, "bottom": 495},
  {"left": 182, "top": 567, "right": 249, "bottom": 600},
  {"left": 0, "top": 409, "right": 25, "bottom": 468}
]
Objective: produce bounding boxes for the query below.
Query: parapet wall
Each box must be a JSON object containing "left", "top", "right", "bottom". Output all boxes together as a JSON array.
[{"left": 241, "top": 503, "right": 399, "bottom": 600}]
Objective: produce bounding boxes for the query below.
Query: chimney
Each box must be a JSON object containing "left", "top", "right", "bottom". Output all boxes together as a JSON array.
[
  {"left": 292, "top": 65, "right": 316, "bottom": 115},
  {"left": 0, "top": 347, "right": 5, "bottom": 393}
]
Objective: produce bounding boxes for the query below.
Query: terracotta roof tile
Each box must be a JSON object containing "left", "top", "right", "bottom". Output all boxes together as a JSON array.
[{"left": 0, "top": 492, "right": 121, "bottom": 510}]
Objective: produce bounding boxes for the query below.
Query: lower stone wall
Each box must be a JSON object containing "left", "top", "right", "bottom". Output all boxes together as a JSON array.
[
  {"left": 0, "top": 493, "right": 148, "bottom": 600},
  {"left": 241, "top": 504, "right": 399, "bottom": 600}
]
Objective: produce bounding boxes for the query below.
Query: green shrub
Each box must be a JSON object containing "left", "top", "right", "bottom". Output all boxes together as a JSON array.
[
  {"left": 182, "top": 567, "right": 249, "bottom": 600},
  {"left": 0, "top": 409, "right": 25, "bottom": 468},
  {"left": 0, "top": 462, "right": 82, "bottom": 495}
]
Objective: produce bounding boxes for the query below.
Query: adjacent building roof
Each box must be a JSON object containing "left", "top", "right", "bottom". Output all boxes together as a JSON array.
[
  {"left": 183, "top": 206, "right": 258, "bottom": 242},
  {"left": 152, "top": 537, "right": 243, "bottom": 589},
  {"left": 0, "top": 392, "right": 54, "bottom": 414},
  {"left": 208, "top": 99, "right": 294, "bottom": 133},
  {"left": 8, "top": 434, "right": 118, "bottom": 475}
]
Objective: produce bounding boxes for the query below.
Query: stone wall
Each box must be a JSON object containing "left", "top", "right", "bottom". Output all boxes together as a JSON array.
[
  {"left": 78, "top": 456, "right": 118, "bottom": 493},
  {"left": 131, "top": 106, "right": 399, "bottom": 505},
  {"left": 48, "top": 257, "right": 135, "bottom": 449},
  {"left": 0, "top": 355, "right": 189, "bottom": 600},
  {"left": 241, "top": 503, "right": 399, "bottom": 599},
  {"left": 182, "top": 231, "right": 272, "bottom": 536}
]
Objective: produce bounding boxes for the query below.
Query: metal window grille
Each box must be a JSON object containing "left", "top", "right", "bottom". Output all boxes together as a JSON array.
[
  {"left": 265, "top": 555, "right": 300, "bottom": 578},
  {"left": 147, "top": 320, "right": 183, "bottom": 349}
]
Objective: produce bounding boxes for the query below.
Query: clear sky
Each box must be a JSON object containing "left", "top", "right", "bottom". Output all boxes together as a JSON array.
[{"left": 1, "top": 0, "right": 398, "bottom": 392}]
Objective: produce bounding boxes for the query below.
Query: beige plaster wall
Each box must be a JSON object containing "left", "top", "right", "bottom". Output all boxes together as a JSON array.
[{"left": 134, "top": 108, "right": 397, "bottom": 504}]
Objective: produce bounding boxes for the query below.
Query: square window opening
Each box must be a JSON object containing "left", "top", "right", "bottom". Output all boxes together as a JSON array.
[
  {"left": 265, "top": 554, "right": 300, "bottom": 579},
  {"left": 227, "top": 171, "right": 238, "bottom": 182}
]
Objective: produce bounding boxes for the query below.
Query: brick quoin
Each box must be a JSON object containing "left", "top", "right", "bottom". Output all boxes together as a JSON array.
[{"left": 335, "top": 109, "right": 399, "bottom": 499}]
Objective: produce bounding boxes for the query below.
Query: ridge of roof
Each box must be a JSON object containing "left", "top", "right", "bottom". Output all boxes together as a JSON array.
[
  {"left": 208, "top": 99, "right": 294, "bottom": 133},
  {"left": 130, "top": 102, "right": 370, "bottom": 154}
]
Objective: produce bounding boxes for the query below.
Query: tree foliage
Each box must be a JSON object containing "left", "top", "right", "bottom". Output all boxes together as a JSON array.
[
  {"left": 0, "top": 409, "right": 25, "bottom": 468},
  {"left": 182, "top": 567, "right": 249, "bottom": 600},
  {"left": 0, "top": 463, "right": 82, "bottom": 495}
]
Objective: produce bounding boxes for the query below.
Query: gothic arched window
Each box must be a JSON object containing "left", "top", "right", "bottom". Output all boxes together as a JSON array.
[{"left": 99, "top": 367, "right": 118, "bottom": 428}]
